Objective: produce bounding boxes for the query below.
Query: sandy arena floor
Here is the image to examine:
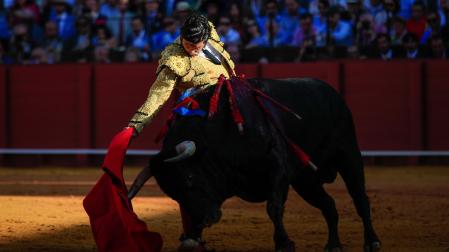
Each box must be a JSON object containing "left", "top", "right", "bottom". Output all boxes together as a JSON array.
[{"left": 0, "top": 166, "right": 448, "bottom": 252}]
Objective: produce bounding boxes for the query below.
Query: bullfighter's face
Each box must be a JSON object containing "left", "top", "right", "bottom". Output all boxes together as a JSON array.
[{"left": 181, "top": 38, "right": 206, "bottom": 57}]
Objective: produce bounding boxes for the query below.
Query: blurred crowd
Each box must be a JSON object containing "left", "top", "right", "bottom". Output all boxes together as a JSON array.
[{"left": 0, "top": 0, "right": 448, "bottom": 64}]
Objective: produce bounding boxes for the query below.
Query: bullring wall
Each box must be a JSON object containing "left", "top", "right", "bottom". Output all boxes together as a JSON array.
[{"left": 0, "top": 60, "right": 448, "bottom": 165}]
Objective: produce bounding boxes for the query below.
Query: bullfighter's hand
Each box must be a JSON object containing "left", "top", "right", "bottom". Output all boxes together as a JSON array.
[{"left": 124, "top": 126, "right": 138, "bottom": 139}]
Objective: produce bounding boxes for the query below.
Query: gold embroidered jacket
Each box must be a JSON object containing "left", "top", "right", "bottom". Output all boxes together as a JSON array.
[{"left": 128, "top": 22, "right": 236, "bottom": 134}]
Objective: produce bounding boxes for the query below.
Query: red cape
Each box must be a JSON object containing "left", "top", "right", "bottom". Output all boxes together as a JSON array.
[{"left": 83, "top": 128, "right": 163, "bottom": 252}]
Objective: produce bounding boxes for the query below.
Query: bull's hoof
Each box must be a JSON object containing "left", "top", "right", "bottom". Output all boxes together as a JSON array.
[
  {"left": 275, "top": 240, "right": 295, "bottom": 252},
  {"left": 177, "top": 239, "right": 215, "bottom": 252},
  {"left": 364, "top": 241, "right": 381, "bottom": 252},
  {"left": 324, "top": 243, "right": 343, "bottom": 252}
]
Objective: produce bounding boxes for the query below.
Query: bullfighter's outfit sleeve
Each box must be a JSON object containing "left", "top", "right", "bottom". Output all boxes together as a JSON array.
[{"left": 128, "top": 67, "right": 178, "bottom": 134}]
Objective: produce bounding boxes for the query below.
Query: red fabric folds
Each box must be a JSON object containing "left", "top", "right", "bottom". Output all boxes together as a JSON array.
[
  {"left": 83, "top": 127, "right": 163, "bottom": 252},
  {"left": 208, "top": 75, "right": 226, "bottom": 118}
]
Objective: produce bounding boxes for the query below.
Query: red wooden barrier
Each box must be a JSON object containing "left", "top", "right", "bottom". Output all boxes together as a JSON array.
[
  {"left": 425, "top": 60, "right": 449, "bottom": 150},
  {"left": 8, "top": 64, "right": 92, "bottom": 148},
  {"left": 259, "top": 62, "right": 341, "bottom": 91},
  {"left": 94, "top": 63, "right": 174, "bottom": 150},
  {"left": 344, "top": 61, "right": 423, "bottom": 150},
  {"left": 235, "top": 64, "right": 259, "bottom": 78},
  {"left": 0, "top": 66, "right": 6, "bottom": 148},
  {"left": 2, "top": 61, "right": 449, "bottom": 163}
]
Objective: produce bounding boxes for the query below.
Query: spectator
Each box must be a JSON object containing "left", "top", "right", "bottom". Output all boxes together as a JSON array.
[
  {"left": 383, "top": 0, "right": 400, "bottom": 32},
  {"left": 313, "top": 0, "right": 330, "bottom": 47},
  {"left": 63, "top": 16, "right": 93, "bottom": 62},
  {"left": 173, "top": 1, "right": 191, "bottom": 25},
  {"left": 363, "top": 0, "right": 388, "bottom": 33},
  {"left": 406, "top": 1, "right": 427, "bottom": 40},
  {"left": 397, "top": 0, "right": 415, "bottom": 19},
  {"left": 72, "top": 0, "right": 85, "bottom": 17},
  {"left": 151, "top": 16, "right": 179, "bottom": 56},
  {"left": 9, "top": 0, "right": 40, "bottom": 26},
  {"left": 317, "top": 38, "right": 339, "bottom": 59},
  {"left": 421, "top": 12, "right": 442, "bottom": 44},
  {"left": 217, "top": 16, "right": 241, "bottom": 45},
  {"left": 244, "top": 19, "right": 266, "bottom": 48},
  {"left": 442, "top": 6, "right": 449, "bottom": 46},
  {"left": 260, "top": 20, "right": 288, "bottom": 47},
  {"left": 228, "top": 2, "right": 246, "bottom": 42},
  {"left": 124, "top": 46, "right": 140, "bottom": 62},
  {"left": 91, "top": 24, "right": 116, "bottom": 48},
  {"left": 39, "top": 20, "right": 64, "bottom": 63},
  {"left": 309, "top": 0, "right": 320, "bottom": 16},
  {"left": 28, "top": 47, "right": 49, "bottom": 64},
  {"left": 292, "top": 13, "right": 317, "bottom": 46},
  {"left": 403, "top": 32, "right": 425, "bottom": 58},
  {"left": 356, "top": 13, "right": 377, "bottom": 48},
  {"left": 49, "top": 0, "right": 76, "bottom": 41},
  {"left": 438, "top": 0, "right": 448, "bottom": 26},
  {"left": 126, "top": 16, "right": 150, "bottom": 61},
  {"left": 201, "top": 0, "right": 221, "bottom": 24},
  {"left": 428, "top": 33, "right": 448, "bottom": 58},
  {"left": 346, "top": 44, "right": 363, "bottom": 58},
  {"left": 103, "top": 0, "right": 134, "bottom": 46},
  {"left": 251, "top": 0, "right": 283, "bottom": 36},
  {"left": 141, "top": 0, "right": 163, "bottom": 35},
  {"left": 0, "top": 41, "right": 14, "bottom": 64},
  {"left": 330, "top": 0, "right": 349, "bottom": 9},
  {"left": 9, "top": 23, "right": 34, "bottom": 63},
  {"left": 0, "top": 7, "right": 11, "bottom": 43},
  {"left": 162, "top": 0, "right": 200, "bottom": 17},
  {"left": 94, "top": 45, "right": 110, "bottom": 62},
  {"left": 390, "top": 15, "right": 407, "bottom": 44},
  {"left": 83, "top": 0, "right": 106, "bottom": 25},
  {"left": 226, "top": 43, "right": 240, "bottom": 62},
  {"left": 296, "top": 37, "right": 318, "bottom": 61},
  {"left": 371, "top": 33, "right": 402, "bottom": 59},
  {"left": 310, "top": 0, "right": 347, "bottom": 13},
  {"left": 279, "top": 0, "right": 303, "bottom": 43},
  {"left": 347, "top": 0, "right": 364, "bottom": 29},
  {"left": 99, "top": 0, "right": 119, "bottom": 21},
  {"left": 327, "top": 7, "right": 353, "bottom": 46}
]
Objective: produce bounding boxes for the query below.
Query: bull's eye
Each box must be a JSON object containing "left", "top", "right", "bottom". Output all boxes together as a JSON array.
[{"left": 186, "top": 174, "right": 194, "bottom": 188}]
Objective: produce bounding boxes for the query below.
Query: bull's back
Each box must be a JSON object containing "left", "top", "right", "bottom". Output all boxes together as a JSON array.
[{"left": 248, "top": 78, "right": 349, "bottom": 155}]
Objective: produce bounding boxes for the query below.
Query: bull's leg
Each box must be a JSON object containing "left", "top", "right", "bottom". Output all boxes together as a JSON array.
[
  {"left": 267, "top": 186, "right": 294, "bottom": 252},
  {"left": 337, "top": 148, "right": 380, "bottom": 252},
  {"left": 291, "top": 176, "right": 342, "bottom": 252},
  {"left": 177, "top": 206, "right": 213, "bottom": 252},
  {"left": 266, "top": 154, "right": 295, "bottom": 252}
]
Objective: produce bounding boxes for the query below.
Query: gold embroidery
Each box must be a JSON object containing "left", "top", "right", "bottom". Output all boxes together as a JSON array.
[
  {"left": 157, "top": 43, "right": 191, "bottom": 77},
  {"left": 128, "top": 67, "right": 177, "bottom": 134}
]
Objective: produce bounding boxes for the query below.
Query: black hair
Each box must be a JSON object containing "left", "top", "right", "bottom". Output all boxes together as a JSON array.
[
  {"left": 319, "top": 0, "right": 330, "bottom": 8},
  {"left": 132, "top": 16, "right": 143, "bottom": 23},
  {"left": 403, "top": 32, "right": 418, "bottom": 43},
  {"left": 300, "top": 13, "right": 313, "bottom": 20},
  {"left": 429, "top": 33, "right": 443, "bottom": 42},
  {"left": 181, "top": 12, "right": 211, "bottom": 43},
  {"left": 376, "top": 33, "right": 391, "bottom": 42}
]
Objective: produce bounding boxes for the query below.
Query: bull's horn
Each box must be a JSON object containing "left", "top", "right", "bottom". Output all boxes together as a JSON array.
[
  {"left": 164, "top": 141, "right": 196, "bottom": 162},
  {"left": 308, "top": 161, "right": 318, "bottom": 171}
]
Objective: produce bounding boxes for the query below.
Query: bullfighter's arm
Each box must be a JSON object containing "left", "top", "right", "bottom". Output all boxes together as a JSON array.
[{"left": 128, "top": 67, "right": 177, "bottom": 134}]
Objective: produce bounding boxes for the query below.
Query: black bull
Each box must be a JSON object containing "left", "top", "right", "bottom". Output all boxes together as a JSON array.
[{"left": 149, "top": 77, "right": 380, "bottom": 251}]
